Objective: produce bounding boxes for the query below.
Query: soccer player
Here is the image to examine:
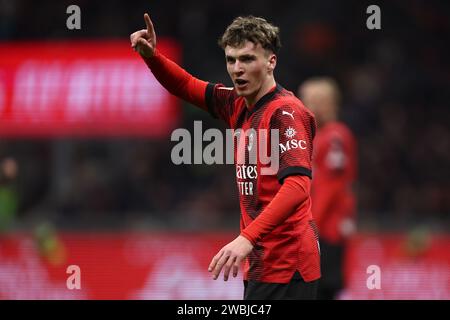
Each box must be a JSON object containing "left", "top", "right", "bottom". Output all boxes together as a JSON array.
[
  {"left": 131, "top": 13, "right": 320, "bottom": 299},
  {"left": 298, "top": 78, "right": 357, "bottom": 300}
]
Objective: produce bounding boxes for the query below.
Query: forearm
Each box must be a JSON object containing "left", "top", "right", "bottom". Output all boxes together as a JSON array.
[
  {"left": 142, "top": 49, "right": 208, "bottom": 110},
  {"left": 241, "top": 175, "right": 310, "bottom": 245}
]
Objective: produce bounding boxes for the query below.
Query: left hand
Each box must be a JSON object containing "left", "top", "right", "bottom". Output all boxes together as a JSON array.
[
  {"left": 339, "top": 217, "right": 356, "bottom": 238},
  {"left": 208, "top": 235, "right": 254, "bottom": 281}
]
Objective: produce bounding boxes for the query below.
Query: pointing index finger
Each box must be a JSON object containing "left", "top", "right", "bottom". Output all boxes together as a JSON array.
[{"left": 144, "top": 13, "right": 154, "bottom": 34}]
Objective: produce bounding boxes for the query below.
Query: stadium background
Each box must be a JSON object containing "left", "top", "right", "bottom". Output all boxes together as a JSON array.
[{"left": 0, "top": 0, "right": 448, "bottom": 299}]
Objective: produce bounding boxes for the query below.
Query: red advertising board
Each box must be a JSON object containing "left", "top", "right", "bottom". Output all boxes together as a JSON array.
[
  {"left": 0, "top": 40, "right": 181, "bottom": 137},
  {"left": 0, "top": 232, "right": 448, "bottom": 299},
  {"left": 0, "top": 232, "right": 244, "bottom": 300},
  {"left": 342, "top": 233, "right": 450, "bottom": 300}
]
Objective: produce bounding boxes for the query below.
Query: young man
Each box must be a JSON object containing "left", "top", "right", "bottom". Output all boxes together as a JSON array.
[
  {"left": 298, "top": 78, "right": 357, "bottom": 299},
  {"left": 131, "top": 14, "right": 320, "bottom": 299}
]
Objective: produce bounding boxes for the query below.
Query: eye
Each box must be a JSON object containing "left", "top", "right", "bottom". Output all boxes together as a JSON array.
[
  {"left": 241, "top": 56, "right": 254, "bottom": 62},
  {"left": 226, "top": 57, "right": 235, "bottom": 64}
]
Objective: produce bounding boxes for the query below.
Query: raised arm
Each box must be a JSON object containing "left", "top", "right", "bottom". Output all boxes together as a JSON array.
[{"left": 130, "top": 13, "right": 209, "bottom": 110}]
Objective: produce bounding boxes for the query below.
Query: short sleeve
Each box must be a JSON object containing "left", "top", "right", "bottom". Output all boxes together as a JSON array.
[
  {"left": 269, "top": 106, "right": 316, "bottom": 183},
  {"left": 205, "top": 83, "right": 237, "bottom": 126}
]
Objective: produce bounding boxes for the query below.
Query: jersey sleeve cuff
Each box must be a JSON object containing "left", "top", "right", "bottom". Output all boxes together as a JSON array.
[
  {"left": 142, "top": 47, "right": 160, "bottom": 65},
  {"left": 240, "top": 231, "right": 258, "bottom": 246},
  {"left": 277, "top": 166, "right": 312, "bottom": 184}
]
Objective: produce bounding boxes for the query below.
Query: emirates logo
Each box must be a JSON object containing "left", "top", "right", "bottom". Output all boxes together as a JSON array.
[{"left": 284, "top": 127, "right": 296, "bottom": 139}]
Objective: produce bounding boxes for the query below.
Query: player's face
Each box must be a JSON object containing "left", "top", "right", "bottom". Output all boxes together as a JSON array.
[{"left": 225, "top": 41, "right": 276, "bottom": 103}]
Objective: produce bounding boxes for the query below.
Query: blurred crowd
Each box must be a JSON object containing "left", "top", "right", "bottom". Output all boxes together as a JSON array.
[{"left": 0, "top": 0, "right": 448, "bottom": 231}]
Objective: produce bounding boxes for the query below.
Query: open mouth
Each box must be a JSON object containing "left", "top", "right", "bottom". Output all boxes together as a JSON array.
[{"left": 235, "top": 79, "right": 248, "bottom": 88}]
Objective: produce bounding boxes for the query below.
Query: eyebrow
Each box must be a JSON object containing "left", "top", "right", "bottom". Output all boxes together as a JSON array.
[{"left": 225, "top": 54, "right": 256, "bottom": 61}]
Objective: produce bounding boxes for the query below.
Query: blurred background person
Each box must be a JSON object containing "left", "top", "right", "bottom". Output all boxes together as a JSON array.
[{"left": 298, "top": 77, "right": 357, "bottom": 300}]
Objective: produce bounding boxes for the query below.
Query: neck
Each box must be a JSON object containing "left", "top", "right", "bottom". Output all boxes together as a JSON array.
[{"left": 245, "top": 77, "right": 276, "bottom": 108}]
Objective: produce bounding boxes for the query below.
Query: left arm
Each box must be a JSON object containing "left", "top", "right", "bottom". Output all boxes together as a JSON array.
[{"left": 208, "top": 175, "right": 309, "bottom": 281}]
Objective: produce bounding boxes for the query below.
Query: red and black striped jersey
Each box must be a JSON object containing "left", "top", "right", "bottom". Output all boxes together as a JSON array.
[
  {"left": 206, "top": 83, "right": 321, "bottom": 283},
  {"left": 143, "top": 50, "right": 320, "bottom": 283},
  {"left": 312, "top": 121, "right": 357, "bottom": 244}
]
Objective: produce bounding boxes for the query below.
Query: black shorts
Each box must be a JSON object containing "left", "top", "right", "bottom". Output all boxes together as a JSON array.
[
  {"left": 243, "top": 271, "right": 318, "bottom": 300},
  {"left": 318, "top": 238, "right": 345, "bottom": 300}
]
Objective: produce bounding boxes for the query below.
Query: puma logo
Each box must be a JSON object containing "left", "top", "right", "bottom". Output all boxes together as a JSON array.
[{"left": 282, "top": 110, "right": 295, "bottom": 120}]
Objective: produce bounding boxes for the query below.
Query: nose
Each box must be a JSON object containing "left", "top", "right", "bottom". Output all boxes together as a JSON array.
[{"left": 232, "top": 61, "right": 244, "bottom": 75}]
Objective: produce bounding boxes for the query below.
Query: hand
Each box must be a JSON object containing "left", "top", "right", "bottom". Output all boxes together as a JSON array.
[
  {"left": 208, "top": 235, "right": 254, "bottom": 281},
  {"left": 339, "top": 217, "right": 356, "bottom": 238},
  {"left": 130, "top": 13, "right": 156, "bottom": 58}
]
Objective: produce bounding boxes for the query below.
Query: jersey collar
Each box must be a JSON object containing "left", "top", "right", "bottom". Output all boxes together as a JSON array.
[{"left": 247, "top": 83, "right": 282, "bottom": 116}]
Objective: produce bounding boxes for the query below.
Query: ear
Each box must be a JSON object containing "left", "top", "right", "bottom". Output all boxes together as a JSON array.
[{"left": 267, "top": 54, "right": 277, "bottom": 72}]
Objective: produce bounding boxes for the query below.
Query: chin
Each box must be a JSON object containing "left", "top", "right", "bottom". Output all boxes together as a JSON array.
[
  {"left": 235, "top": 88, "right": 253, "bottom": 98},
  {"left": 235, "top": 88, "right": 244, "bottom": 96}
]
